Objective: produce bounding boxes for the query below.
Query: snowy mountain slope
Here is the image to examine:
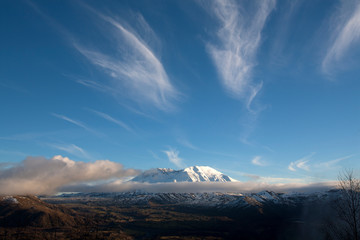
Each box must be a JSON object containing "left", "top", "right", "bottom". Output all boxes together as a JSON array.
[
  {"left": 54, "top": 190, "right": 339, "bottom": 208},
  {"left": 130, "top": 166, "right": 238, "bottom": 183}
]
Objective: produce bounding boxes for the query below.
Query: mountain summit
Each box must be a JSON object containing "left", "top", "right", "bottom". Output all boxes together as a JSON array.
[{"left": 130, "top": 166, "right": 238, "bottom": 183}]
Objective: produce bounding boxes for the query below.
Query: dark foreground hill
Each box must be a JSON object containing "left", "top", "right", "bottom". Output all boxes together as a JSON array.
[
  {"left": 0, "top": 191, "right": 340, "bottom": 240},
  {"left": 0, "top": 195, "right": 132, "bottom": 239},
  {"left": 0, "top": 195, "right": 85, "bottom": 228}
]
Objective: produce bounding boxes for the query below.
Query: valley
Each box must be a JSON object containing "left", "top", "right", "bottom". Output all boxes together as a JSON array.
[{"left": 0, "top": 191, "right": 337, "bottom": 240}]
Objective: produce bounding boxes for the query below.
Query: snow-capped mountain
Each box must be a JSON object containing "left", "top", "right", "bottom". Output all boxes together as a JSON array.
[{"left": 130, "top": 166, "right": 238, "bottom": 183}]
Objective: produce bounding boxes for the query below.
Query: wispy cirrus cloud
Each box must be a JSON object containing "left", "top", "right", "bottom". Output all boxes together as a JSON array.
[
  {"left": 48, "top": 143, "right": 92, "bottom": 160},
  {"left": 177, "top": 138, "right": 199, "bottom": 150},
  {"left": 315, "top": 154, "right": 354, "bottom": 169},
  {"left": 163, "top": 148, "right": 185, "bottom": 168},
  {"left": 288, "top": 153, "right": 315, "bottom": 172},
  {"left": 289, "top": 154, "right": 354, "bottom": 173},
  {"left": 176, "top": 137, "right": 238, "bottom": 158},
  {"left": 74, "top": 8, "right": 179, "bottom": 111},
  {"left": 27, "top": 1, "right": 179, "bottom": 111},
  {"left": 0, "top": 81, "right": 29, "bottom": 94},
  {"left": 51, "top": 113, "right": 100, "bottom": 136},
  {"left": 76, "top": 79, "right": 112, "bottom": 93},
  {"left": 322, "top": 0, "right": 360, "bottom": 74},
  {"left": 52, "top": 113, "right": 88, "bottom": 130},
  {"left": 0, "top": 132, "right": 54, "bottom": 141},
  {"left": 206, "top": 0, "right": 275, "bottom": 111},
  {"left": 88, "top": 109, "right": 133, "bottom": 133},
  {"left": 251, "top": 156, "right": 267, "bottom": 166},
  {"left": 0, "top": 150, "right": 28, "bottom": 157}
]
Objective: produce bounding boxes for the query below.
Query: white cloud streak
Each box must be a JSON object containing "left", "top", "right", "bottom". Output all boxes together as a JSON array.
[
  {"left": 288, "top": 153, "right": 315, "bottom": 172},
  {"left": 206, "top": 0, "right": 275, "bottom": 110},
  {"left": 76, "top": 79, "right": 112, "bottom": 93},
  {"left": 288, "top": 162, "right": 297, "bottom": 171},
  {"left": 89, "top": 109, "right": 133, "bottom": 133},
  {"left": 176, "top": 138, "right": 237, "bottom": 158},
  {"left": 52, "top": 113, "right": 95, "bottom": 133},
  {"left": 163, "top": 148, "right": 184, "bottom": 168},
  {"left": 0, "top": 150, "right": 28, "bottom": 157},
  {"left": 315, "top": 154, "right": 354, "bottom": 169},
  {"left": 0, "top": 155, "right": 139, "bottom": 195},
  {"left": 177, "top": 138, "right": 199, "bottom": 150},
  {"left": 322, "top": 0, "right": 360, "bottom": 74},
  {"left": 251, "top": 156, "right": 267, "bottom": 166},
  {"left": 74, "top": 8, "right": 179, "bottom": 111},
  {"left": 49, "top": 143, "right": 92, "bottom": 160}
]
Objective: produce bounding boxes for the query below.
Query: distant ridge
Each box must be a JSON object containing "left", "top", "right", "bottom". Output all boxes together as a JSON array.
[{"left": 130, "top": 166, "right": 238, "bottom": 183}]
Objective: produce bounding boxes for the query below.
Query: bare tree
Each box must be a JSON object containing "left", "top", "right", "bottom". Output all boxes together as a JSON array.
[
  {"left": 326, "top": 169, "right": 360, "bottom": 240},
  {"left": 338, "top": 170, "right": 360, "bottom": 240}
]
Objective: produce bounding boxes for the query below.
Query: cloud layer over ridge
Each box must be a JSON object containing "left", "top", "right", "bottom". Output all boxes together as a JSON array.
[{"left": 0, "top": 155, "right": 139, "bottom": 195}]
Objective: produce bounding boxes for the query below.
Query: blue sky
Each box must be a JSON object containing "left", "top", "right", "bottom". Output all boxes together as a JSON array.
[{"left": 1, "top": 0, "right": 360, "bottom": 185}]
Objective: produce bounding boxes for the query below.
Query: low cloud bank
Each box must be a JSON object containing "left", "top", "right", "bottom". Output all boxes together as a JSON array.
[
  {"left": 0, "top": 155, "right": 139, "bottom": 195},
  {"left": 0, "top": 155, "right": 336, "bottom": 195},
  {"left": 61, "top": 180, "right": 336, "bottom": 194}
]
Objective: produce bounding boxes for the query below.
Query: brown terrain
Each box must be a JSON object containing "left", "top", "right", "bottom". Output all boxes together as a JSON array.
[
  {"left": 0, "top": 194, "right": 330, "bottom": 240},
  {"left": 0, "top": 196, "right": 132, "bottom": 239}
]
